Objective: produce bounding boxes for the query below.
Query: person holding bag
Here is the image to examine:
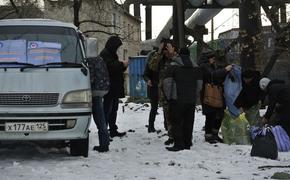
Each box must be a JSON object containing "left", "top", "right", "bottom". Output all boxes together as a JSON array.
[{"left": 199, "top": 51, "right": 232, "bottom": 144}]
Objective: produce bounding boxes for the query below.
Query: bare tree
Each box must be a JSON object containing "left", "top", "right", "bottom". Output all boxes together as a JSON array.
[
  {"left": 72, "top": 0, "right": 137, "bottom": 40},
  {"left": 0, "top": 0, "right": 43, "bottom": 19}
]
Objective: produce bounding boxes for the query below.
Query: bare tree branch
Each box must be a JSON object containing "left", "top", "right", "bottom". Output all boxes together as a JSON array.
[
  {"left": 0, "top": 10, "right": 16, "bottom": 20},
  {"left": 83, "top": 30, "right": 120, "bottom": 36},
  {"left": 9, "top": 0, "right": 22, "bottom": 18},
  {"left": 79, "top": 20, "right": 121, "bottom": 29},
  {"left": 73, "top": 0, "right": 82, "bottom": 27}
]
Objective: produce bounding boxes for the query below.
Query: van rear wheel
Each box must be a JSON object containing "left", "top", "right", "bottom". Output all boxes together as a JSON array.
[{"left": 70, "top": 135, "right": 89, "bottom": 157}]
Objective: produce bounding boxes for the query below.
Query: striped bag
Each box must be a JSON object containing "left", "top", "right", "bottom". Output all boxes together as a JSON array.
[{"left": 272, "top": 125, "right": 290, "bottom": 152}]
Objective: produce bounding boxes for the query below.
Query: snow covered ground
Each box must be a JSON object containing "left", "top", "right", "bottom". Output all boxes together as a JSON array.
[{"left": 0, "top": 100, "right": 289, "bottom": 180}]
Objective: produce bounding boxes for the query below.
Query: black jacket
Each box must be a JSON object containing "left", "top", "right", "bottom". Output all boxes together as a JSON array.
[
  {"left": 164, "top": 54, "right": 202, "bottom": 104},
  {"left": 99, "top": 36, "right": 126, "bottom": 98},
  {"left": 264, "top": 80, "right": 290, "bottom": 119},
  {"left": 199, "top": 62, "right": 228, "bottom": 114},
  {"left": 234, "top": 71, "right": 262, "bottom": 109}
]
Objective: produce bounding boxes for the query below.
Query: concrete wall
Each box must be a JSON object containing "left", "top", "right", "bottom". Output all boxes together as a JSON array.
[
  {"left": 44, "top": 0, "right": 142, "bottom": 94},
  {"left": 44, "top": 0, "right": 141, "bottom": 58}
]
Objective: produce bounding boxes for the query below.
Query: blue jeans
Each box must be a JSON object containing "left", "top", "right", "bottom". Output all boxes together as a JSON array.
[{"left": 92, "top": 96, "right": 110, "bottom": 147}]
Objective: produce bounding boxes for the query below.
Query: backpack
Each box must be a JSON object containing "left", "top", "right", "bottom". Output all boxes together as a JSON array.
[{"left": 87, "top": 56, "right": 110, "bottom": 97}]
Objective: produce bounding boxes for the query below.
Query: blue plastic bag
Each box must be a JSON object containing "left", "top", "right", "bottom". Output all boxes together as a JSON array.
[{"left": 224, "top": 65, "right": 242, "bottom": 117}]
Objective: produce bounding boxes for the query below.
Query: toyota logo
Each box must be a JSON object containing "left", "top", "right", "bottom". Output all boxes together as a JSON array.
[{"left": 22, "top": 95, "right": 32, "bottom": 102}]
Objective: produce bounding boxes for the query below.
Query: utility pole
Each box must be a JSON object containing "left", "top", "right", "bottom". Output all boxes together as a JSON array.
[
  {"left": 173, "top": 0, "right": 185, "bottom": 48},
  {"left": 145, "top": 5, "right": 152, "bottom": 40}
]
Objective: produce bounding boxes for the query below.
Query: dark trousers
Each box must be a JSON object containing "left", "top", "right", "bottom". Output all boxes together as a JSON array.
[
  {"left": 103, "top": 93, "right": 119, "bottom": 132},
  {"left": 149, "top": 97, "right": 158, "bottom": 127},
  {"left": 92, "top": 96, "right": 110, "bottom": 147},
  {"left": 205, "top": 111, "right": 223, "bottom": 135},
  {"left": 170, "top": 102, "right": 195, "bottom": 148},
  {"left": 148, "top": 86, "right": 159, "bottom": 128}
]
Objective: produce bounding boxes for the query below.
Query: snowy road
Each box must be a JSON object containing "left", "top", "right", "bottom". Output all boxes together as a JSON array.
[{"left": 0, "top": 101, "right": 289, "bottom": 180}]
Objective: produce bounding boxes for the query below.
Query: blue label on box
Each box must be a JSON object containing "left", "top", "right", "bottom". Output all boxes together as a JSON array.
[
  {"left": 27, "top": 41, "right": 61, "bottom": 65},
  {"left": 0, "top": 40, "right": 26, "bottom": 63}
]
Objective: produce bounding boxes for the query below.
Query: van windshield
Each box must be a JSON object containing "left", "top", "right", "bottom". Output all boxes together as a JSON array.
[{"left": 0, "top": 26, "right": 83, "bottom": 67}]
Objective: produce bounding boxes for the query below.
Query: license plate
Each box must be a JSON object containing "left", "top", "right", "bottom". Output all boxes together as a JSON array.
[{"left": 5, "top": 122, "right": 48, "bottom": 132}]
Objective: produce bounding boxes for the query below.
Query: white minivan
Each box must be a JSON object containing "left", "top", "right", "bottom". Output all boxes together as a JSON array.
[{"left": 0, "top": 19, "right": 95, "bottom": 157}]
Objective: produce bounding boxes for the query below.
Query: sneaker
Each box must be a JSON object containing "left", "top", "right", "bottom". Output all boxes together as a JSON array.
[
  {"left": 166, "top": 146, "right": 183, "bottom": 152},
  {"left": 164, "top": 138, "right": 174, "bottom": 145},
  {"left": 93, "top": 146, "right": 109, "bottom": 152},
  {"left": 110, "top": 131, "right": 126, "bottom": 138}
]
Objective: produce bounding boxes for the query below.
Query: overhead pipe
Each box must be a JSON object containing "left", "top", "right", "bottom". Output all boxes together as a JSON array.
[
  {"left": 123, "top": 0, "right": 287, "bottom": 12},
  {"left": 186, "top": 9, "right": 222, "bottom": 29},
  {"left": 155, "top": 8, "right": 197, "bottom": 46},
  {"left": 123, "top": 0, "right": 173, "bottom": 11},
  {"left": 186, "top": 0, "right": 238, "bottom": 29}
]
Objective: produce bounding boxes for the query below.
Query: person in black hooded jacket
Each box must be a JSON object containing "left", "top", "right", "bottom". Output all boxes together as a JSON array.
[
  {"left": 100, "top": 36, "right": 127, "bottom": 138},
  {"left": 234, "top": 69, "right": 263, "bottom": 126},
  {"left": 163, "top": 47, "right": 203, "bottom": 151},
  {"left": 260, "top": 78, "right": 290, "bottom": 136}
]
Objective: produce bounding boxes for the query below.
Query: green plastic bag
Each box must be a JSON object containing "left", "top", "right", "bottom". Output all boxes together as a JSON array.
[{"left": 221, "top": 110, "right": 251, "bottom": 145}]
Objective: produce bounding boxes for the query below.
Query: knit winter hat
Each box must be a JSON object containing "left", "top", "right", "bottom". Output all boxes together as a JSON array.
[{"left": 259, "top": 77, "right": 271, "bottom": 90}]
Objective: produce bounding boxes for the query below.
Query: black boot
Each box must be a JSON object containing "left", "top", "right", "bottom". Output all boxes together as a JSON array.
[
  {"left": 213, "top": 134, "right": 224, "bottom": 143},
  {"left": 205, "top": 134, "right": 218, "bottom": 144},
  {"left": 110, "top": 131, "right": 126, "bottom": 138},
  {"left": 212, "top": 129, "right": 223, "bottom": 143},
  {"left": 93, "top": 145, "right": 109, "bottom": 152},
  {"left": 166, "top": 146, "right": 184, "bottom": 152},
  {"left": 164, "top": 138, "right": 174, "bottom": 145},
  {"left": 148, "top": 123, "right": 156, "bottom": 133}
]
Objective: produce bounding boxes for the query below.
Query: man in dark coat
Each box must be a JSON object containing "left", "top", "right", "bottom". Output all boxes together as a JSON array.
[
  {"left": 163, "top": 47, "right": 203, "bottom": 151},
  {"left": 100, "top": 36, "right": 127, "bottom": 138},
  {"left": 199, "top": 52, "right": 232, "bottom": 143},
  {"left": 148, "top": 39, "right": 177, "bottom": 145},
  {"left": 260, "top": 78, "right": 290, "bottom": 136},
  {"left": 143, "top": 49, "right": 159, "bottom": 133},
  {"left": 234, "top": 69, "right": 263, "bottom": 126}
]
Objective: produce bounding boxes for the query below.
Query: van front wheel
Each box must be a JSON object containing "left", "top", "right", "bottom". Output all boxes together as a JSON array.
[{"left": 70, "top": 135, "right": 89, "bottom": 157}]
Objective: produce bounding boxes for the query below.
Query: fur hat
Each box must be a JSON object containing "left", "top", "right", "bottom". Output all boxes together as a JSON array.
[{"left": 259, "top": 77, "right": 271, "bottom": 90}]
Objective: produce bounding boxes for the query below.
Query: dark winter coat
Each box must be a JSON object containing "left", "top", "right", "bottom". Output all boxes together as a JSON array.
[
  {"left": 234, "top": 71, "right": 262, "bottom": 109},
  {"left": 143, "top": 51, "right": 159, "bottom": 100},
  {"left": 99, "top": 36, "right": 126, "bottom": 98},
  {"left": 199, "top": 62, "right": 228, "bottom": 115},
  {"left": 264, "top": 80, "right": 290, "bottom": 119},
  {"left": 163, "top": 54, "right": 202, "bottom": 104}
]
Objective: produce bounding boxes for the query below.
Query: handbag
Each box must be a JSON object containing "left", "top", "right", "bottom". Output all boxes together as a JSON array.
[
  {"left": 250, "top": 127, "right": 278, "bottom": 159},
  {"left": 203, "top": 82, "right": 223, "bottom": 108}
]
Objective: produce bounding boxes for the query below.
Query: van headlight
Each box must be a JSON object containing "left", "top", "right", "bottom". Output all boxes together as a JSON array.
[{"left": 62, "top": 89, "right": 92, "bottom": 108}]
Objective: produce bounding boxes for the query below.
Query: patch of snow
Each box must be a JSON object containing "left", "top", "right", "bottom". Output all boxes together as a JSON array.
[{"left": 0, "top": 100, "right": 289, "bottom": 180}]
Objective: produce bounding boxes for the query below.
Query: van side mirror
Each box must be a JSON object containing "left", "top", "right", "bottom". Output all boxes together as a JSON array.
[{"left": 85, "top": 38, "right": 98, "bottom": 58}]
